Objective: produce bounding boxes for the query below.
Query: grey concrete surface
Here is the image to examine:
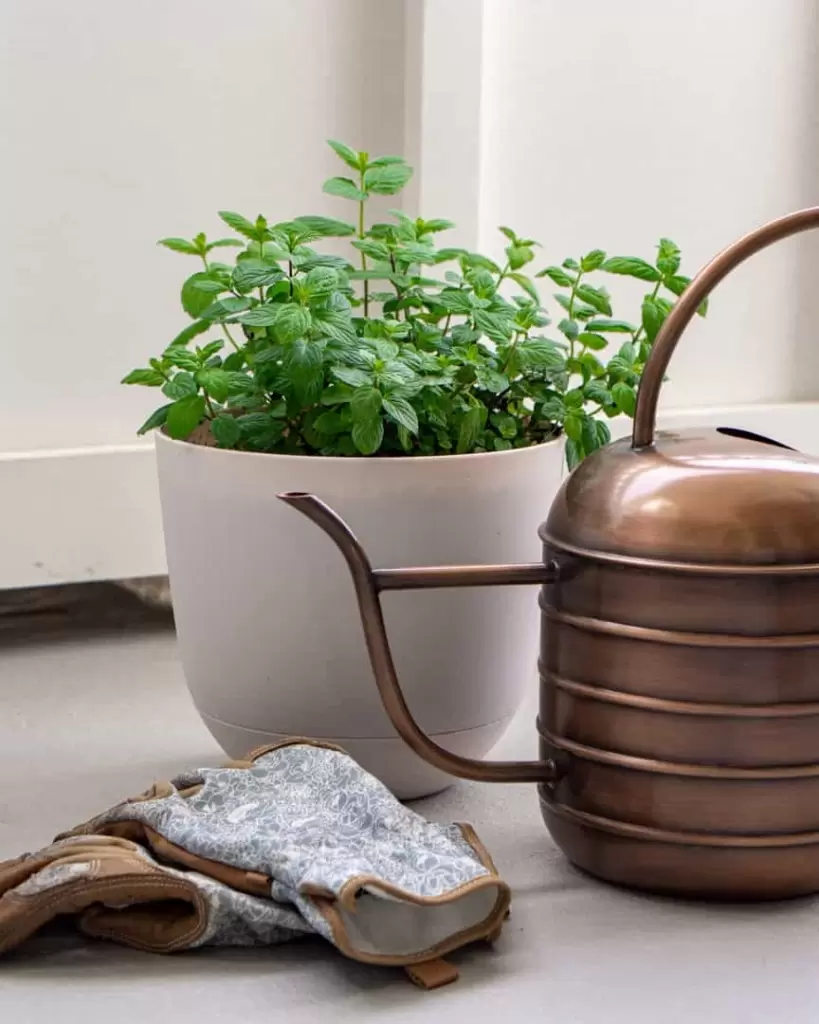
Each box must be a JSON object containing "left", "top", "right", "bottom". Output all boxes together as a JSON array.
[{"left": 2, "top": 624, "right": 818, "bottom": 1022}]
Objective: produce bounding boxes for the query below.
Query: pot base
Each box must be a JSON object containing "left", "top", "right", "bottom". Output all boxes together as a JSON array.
[
  {"left": 541, "top": 790, "right": 819, "bottom": 900},
  {"left": 199, "top": 711, "right": 512, "bottom": 801}
]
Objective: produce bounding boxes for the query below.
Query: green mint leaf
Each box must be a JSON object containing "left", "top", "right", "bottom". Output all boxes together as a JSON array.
[
  {"left": 536, "top": 266, "right": 574, "bottom": 287},
  {"left": 169, "top": 320, "right": 212, "bottom": 348},
  {"left": 575, "top": 284, "right": 612, "bottom": 316},
  {"left": 581, "top": 414, "right": 601, "bottom": 455},
  {"left": 466, "top": 267, "right": 497, "bottom": 298},
  {"left": 162, "top": 371, "right": 198, "bottom": 400},
  {"left": 225, "top": 371, "right": 254, "bottom": 396},
  {"left": 350, "top": 386, "right": 385, "bottom": 454},
  {"left": 562, "top": 257, "right": 580, "bottom": 271},
  {"left": 235, "top": 306, "right": 279, "bottom": 327},
  {"left": 517, "top": 338, "right": 565, "bottom": 370},
  {"left": 565, "top": 437, "right": 583, "bottom": 469},
  {"left": 641, "top": 297, "right": 666, "bottom": 343},
  {"left": 332, "top": 366, "right": 371, "bottom": 388},
  {"left": 585, "top": 318, "right": 635, "bottom": 333},
  {"left": 352, "top": 238, "right": 391, "bottom": 261},
  {"left": 196, "top": 368, "right": 231, "bottom": 403},
  {"left": 181, "top": 273, "right": 220, "bottom": 319},
  {"left": 237, "top": 412, "right": 285, "bottom": 451},
  {"left": 304, "top": 266, "right": 338, "bottom": 301},
  {"left": 201, "top": 296, "right": 253, "bottom": 320},
  {"left": 577, "top": 332, "right": 608, "bottom": 351},
  {"left": 581, "top": 352, "right": 605, "bottom": 378},
  {"left": 656, "top": 238, "right": 681, "bottom": 277},
  {"left": 537, "top": 396, "right": 565, "bottom": 423},
  {"left": 233, "top": 262, "right": 285, "bottom": 292},
  {"left": 286, "top": 338, "right": 325, "bottom": 406},
  {"left": 206, "top": 238, "right": 244, "bottom": 251},
  {"left": 664, "top": 274, "right": 689, "bottom": 296},
  {"left": 580, "top": 249, "right": 606, "bottom": 272},
  {"left": 600, "top": 257, "right": 661, "bottom": 282},
  {"left": 217, "top": 211, "right": 258, "bottom": 238},
  {"left": 612, "top": 381, "right": 636, "bottom": 416},
  {"left": 351, "top": 416, "right": 384, "bottom": 455},
  {"left": 367, "top": 155, "right": 406, "bottom": 167},
  {"left": 314, "top": 309, "right": 356, "bottom": 345},
  {"left": 165, "top": 394, "right": 206, "bottom": 440},
  {"left": 351, "top": 385, "right": 382, "bottom": 421},
  {"left": 508, "top": 272, "right": 539, "bottom": 302},
  {"left": 312, "top": 409, "right": 343, "bottom": 434},
  {"left": 383, "top": 396, "right": 418, "bottom": 435},
  {"left": 473, "top": 309, "right": 514, "bottom": 342},
  {"left": 394, "top": 242, "right": 438, "bottom": 266},
  {"left": 348, "top": 269, "right": 396, "bottom": 282},
  {"left": 490, "top": 412, "right": 518, "bottom": 439},
  {"left": 558, "top": 318, "right": 579, "bottom": 342},
  {"left": 437, "top": 289, "right": 475, "bottom": 314},
  {"left": 275, "top": 305, "right": 312, "bottom": 343},
  {"left": 596, "top": 420, "right": 612, "bottom": 446},
  {"left": 506, "top": 244, "right": 534, "bottom": 270},
  {"left": 211, "top": 414, "right": 241, "bottom": 448},
  {"left": 158, "top": 237, "right": 199, "bottom": 255},
  {"left": 222, "top": 352, "right": 245, "bottom": 373},
  {"left": 298, "top": 253, "right": 351, "bottom": 273},
  {"left": 137, "top": 404, "right": 172, "bottom": 436},
  {"left": 327, "top": 139, "right": 361, "bottom": 171},
  {"left": 563, "top": 410, "right": 583, "bottom": 441},
  {"left": 584, "top": 380, "right": 612, "bottom": 405},
  {"left": 420, "top": 218, "right": 456, "bottom": 234},
  {"left": 461, "top": 252, "right": 502, "bottom": 274},
  {"left": 291, "top": 215, "right": 356, "bottom": 239},
  {"left": 197, "top": 341, "right": 223, "bottom": 361},
  {"left": 435, "top": 247, "right": 467, "bottom": 263},
  {"left": 190, "top": 279, "right": 227, "bottom": 294},
  {"left": 122, "top": 368, "right": 164, "bottom": 387},
  {"left": 323, "top": 177, "right": 367, "bottom": 201},
  {"left": 162, "top": 346, "right": 201, "bottom": 371},
  {"left": 499, "top": 226, "right": 518, "bottom": 244},
  {"left": 456, "top": 405, "right": 483, "bottom": 454},
  {"left": 665, "top": 274, "right": 708, "bottom": 317},
  {"left": 363, "top": 162, "right": 413, "bottom": 195}
]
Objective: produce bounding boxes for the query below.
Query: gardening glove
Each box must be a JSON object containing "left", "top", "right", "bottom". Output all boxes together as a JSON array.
[
  {"left": 44, "top": 740, "right": 509, "bottom": 985},
  {"left": 0, "top": 833, "right": 233, "bottom": 955}
]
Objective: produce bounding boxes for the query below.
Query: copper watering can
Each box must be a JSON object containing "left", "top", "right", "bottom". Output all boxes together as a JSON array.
[{"left": 281, "top": 209, "right": 819, "bottom": 900}]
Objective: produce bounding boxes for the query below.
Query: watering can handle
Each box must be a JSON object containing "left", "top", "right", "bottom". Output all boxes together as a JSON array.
[{"left": 632, "top": 206, "right": 819, "bottom": 449}]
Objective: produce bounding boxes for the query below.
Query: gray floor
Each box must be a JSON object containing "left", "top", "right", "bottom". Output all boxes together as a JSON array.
[{"left": 3, "top": 622, "right": 819, "bottom": 1022}]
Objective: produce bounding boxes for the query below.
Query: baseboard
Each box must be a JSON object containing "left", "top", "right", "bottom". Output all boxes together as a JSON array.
[
  {"left": 3, "top": 401, "right": 818, "bottom": 589},
  {"left": 0, "top": 443, "right": 165, "bottom": 589}
]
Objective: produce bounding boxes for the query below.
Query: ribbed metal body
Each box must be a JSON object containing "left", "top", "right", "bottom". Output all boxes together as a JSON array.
[{"left": 538, "top": 551, "right": 819, "bottom": 898}]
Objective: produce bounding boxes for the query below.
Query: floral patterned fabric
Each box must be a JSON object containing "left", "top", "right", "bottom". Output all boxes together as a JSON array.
[{"left": 66, "top": 741, "right": 509, "bottom": 961}]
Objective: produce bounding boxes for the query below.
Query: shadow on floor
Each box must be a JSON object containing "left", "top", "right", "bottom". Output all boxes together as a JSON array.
[{"left": 0, "top": 580, "right": 175, "bottom": 646}]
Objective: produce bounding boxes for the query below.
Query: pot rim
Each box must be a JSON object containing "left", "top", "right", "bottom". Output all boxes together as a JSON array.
[{"left": 155, "top": 428, "right": 563, "bottom": 466}]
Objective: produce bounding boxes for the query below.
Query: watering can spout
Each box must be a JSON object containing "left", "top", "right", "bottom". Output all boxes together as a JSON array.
[{"left": 277, "top": 491, "right": 557, "bottom": 785}]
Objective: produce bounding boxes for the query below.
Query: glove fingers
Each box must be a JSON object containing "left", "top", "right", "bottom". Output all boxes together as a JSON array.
[{"left": 0, "top": 836, "right": 208, "bottom": 956}]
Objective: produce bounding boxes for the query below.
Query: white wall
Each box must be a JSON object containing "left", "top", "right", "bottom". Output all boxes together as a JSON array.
[
  {"left": 3, "top": 0, "right": 819, "bottom": 585},
  {"left": 475, "top": 0, "right": 819, "bottom": 409}
]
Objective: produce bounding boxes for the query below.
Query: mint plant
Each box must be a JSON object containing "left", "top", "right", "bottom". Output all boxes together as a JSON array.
[{"left": 124, "top": 139, "right": 705, "bottom": 466}]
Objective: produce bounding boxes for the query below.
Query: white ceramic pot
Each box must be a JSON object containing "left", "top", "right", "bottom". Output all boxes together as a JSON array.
[{"left": 155, "top": 432, "right": 565, "bottom": 798}]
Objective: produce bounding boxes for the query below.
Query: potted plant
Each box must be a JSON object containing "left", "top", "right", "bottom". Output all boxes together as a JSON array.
[{"left": 125, "top": 139, "right": 704, "bottom": 798}]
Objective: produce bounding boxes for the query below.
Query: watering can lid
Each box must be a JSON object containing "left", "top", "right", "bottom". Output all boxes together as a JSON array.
[{"left": 542, "top": 427, "right": 819, "bottom": 569}]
